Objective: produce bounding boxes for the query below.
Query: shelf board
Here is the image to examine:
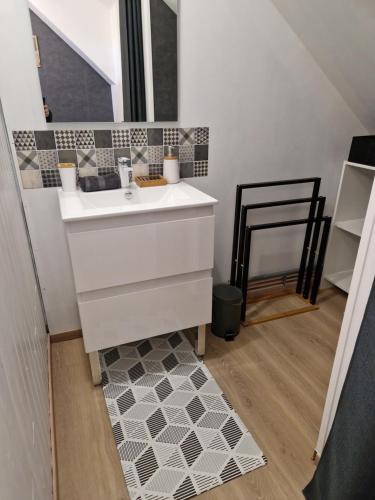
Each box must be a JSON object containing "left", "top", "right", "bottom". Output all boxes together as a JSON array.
[
  {"left": 325, "top": 269, "right": 353, "bottom": 293},
  {"left": 345, "top": 161, "right": 375, "bottom": 173},
  {"left": 335, "top": 218, "right": 364, "bottom": 238}
]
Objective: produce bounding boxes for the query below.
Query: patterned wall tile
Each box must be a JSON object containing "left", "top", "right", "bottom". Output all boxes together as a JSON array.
[
  {"left": 164, "top": 128, "right": 179, "bottom": 146},
  {"left": 94, "top": 130, "right": 112, "bottom": 148},
  {"left": 77, "top": 149, "right": 97, "bottom": 168},
  {"left": 131, "top": 146, "right": 148, "bottom": 165},
  {"left": 58, "top": 149, "right": 77, "bottom": 165},
  {"left": 13, "top": 131, "right": 36, "bottom": 151},
  {"left": 179, "top": 128, "right": 194, "bottom": 145},
  {"left": 131, "top": 128, "right": 148, "bottom": 146},
  {"left": 34, "top": 131, "right": 56, "bottom": 150},
  {"left": 112, "top": 130, "right": 130, "bottom": 148},
  {"left": 54, "top": 130, "right": 76, "bottom": 149},
  {"left": 96, "top": 148, "right": 115, "bottom": 168},
  {"left": 194, "top": 161, "right": 208, "bottom": 177},
  {"left": 75, "top": 130, "right": 95, "bottom": 148},
  {"left": 78, "top": 166, "right": 98, "bottom": 178},
  {"left": 147, "top": 128, "right": 163, "bottom": 146},
  {"left": 98, "top": 166, "right": 118, "bottom": 176},
  {"left": 180, "top": 162, "right": 194, "bottom": 178},
  {"left": 38, "top": 150, "right": 58, "bottom": 169},
  {"left": 148, "top": 146, "right": 164, "bottom": 165},
  {"left": 41, "top": 170, "right": 62, "bottom": 188},
  {"left": 133, "top": 164, "right": 149, "bottom": 177},
  {"left": 114, "top": 148, "right": 131, "bottom": 165},
  {"left": 20, "top": 170, "right": 42, "bottom": 189},
  {"left": 179, "top": 145, "right": 194, "bottom": 162},
  {"left": 16, "top": 151, "right": 39, "bottom": 170},
  {"left": 149, "top": 164, "right": 163, "bottom": 176},
  {"left": 195, "top": 127, "right": 209, "bottom": 145},
  {"left": 13, "top": 126, "right": 209, "bottom": 188},
  {"left": 195, "top": 145, "right": 209, "bottom": 161}
]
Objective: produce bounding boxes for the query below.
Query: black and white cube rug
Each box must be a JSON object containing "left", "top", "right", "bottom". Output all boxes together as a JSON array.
[{"left": 100, "top": 332, "right": 267, "bottom": 500}]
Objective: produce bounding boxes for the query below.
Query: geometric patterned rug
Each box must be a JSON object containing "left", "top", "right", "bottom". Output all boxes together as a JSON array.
[{"left": 100, "top": 332, "right": 267, "bottom": 500}]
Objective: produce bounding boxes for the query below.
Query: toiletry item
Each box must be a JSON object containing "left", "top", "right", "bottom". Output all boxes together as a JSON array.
[
  {"left": 80, "top": 173, "right": 121, "bottom": 192},
  {"left": 58, "top": 162, "right": 76, "bottom": 192},
  {"left": 118, "top": 157, "right": 133, "bottom": 188},
  {"left": 163, "top": 146, "right": 179, "bottom": 184}
]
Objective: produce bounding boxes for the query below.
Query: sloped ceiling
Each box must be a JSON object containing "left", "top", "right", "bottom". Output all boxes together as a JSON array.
[{"left": 271, "top": 0, "right": 375, "bottom": 131}]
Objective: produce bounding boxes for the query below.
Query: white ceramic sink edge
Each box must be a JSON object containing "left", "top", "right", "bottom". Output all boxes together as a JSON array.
[{"left": 58, "top": 182, "right": 218, "bottom": 222}]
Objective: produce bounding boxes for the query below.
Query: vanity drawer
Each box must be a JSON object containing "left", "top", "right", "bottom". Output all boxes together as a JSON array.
[
  {"left": 79, "top": 276, "right": 213, "bottom": 352},
  {"left": 68, "top": 215, "right": 215, "bottom": 293}
]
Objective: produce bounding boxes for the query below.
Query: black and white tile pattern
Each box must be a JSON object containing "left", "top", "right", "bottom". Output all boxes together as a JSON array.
[
  {"left": 101, "top": 332, "right": 266, "bottom": 500},
  {"left": 38, "top": 150, "right": 58, "bottom": 169},
  {"left": 41, "top": 169, "right": 62, "bottom": 188},
  {"left": 54, "top": 130, "right": 76, "bottom": 149},
  {"left": 148, "top": 146, "right": 164, "bottom": 165},
  {"left": 13, "top": 126, "right": 210, "bottom": 189},
  {"left": 131, "top": 128, "right": 148, "bottom": 146},
  {"left": 75, "top": 130, "right": 95, "bottom": 148},
  {"left": 164, "top": 128, "right": 180, "bottom": 146},
  {"left": 180, "top": 128, "right": 195, "bottom": 146},
  {"left": 131, "top": 146, "right": 148, "bottom": 165},
  {"left": 13, "top": 131, "right": 36, "bottom": 150},
  {"left": 77, "top": 149, "right": 97, "bottom": 168},
  {"left": 179, "top": 145, "right": 194, "bottom": 163},
  {"left": 194, "top": 161, "right": 208, "bottom": 177},
  {"left": 149, "top": 164, "right": 163, "bottom": 176},
  {"left": 98, "top": 166, "right": 118, "bottom": 176},
  {"left": 112, "top": 129, "right": 131, "bottom": 148},
  {"left": 195, "top": 128, "right": 209, "bottom": 145},
  {"left": 16, "top": 150, "right": 39, "bottom": 170},
  {"left": 96, "top": 148, "right": 115, "bottom": 168}
]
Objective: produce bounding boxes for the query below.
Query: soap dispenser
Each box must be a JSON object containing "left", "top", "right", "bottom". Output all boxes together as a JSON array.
[
  {"left": 118, "top": 157, "right": 132, "bottom": 188},
  {"left": 163, "top": 146, "right": 180, "bottom": 184}
]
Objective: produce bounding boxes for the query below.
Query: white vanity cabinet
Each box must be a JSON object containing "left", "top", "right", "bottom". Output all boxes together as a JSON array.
[{"left": 58, "top": 183, "right": 217, "bottom": 384}]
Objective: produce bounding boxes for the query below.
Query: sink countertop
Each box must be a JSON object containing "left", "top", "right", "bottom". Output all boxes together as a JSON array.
[{"left": 57, "top": 182, "right": 218, "bottom": 222}]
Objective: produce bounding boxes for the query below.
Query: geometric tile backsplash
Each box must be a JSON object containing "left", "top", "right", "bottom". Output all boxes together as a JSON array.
[{"left": 12, "top": 127, "right": 210, "bottom": 189}]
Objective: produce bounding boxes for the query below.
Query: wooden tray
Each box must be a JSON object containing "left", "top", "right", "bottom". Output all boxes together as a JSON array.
[{"left": 135, "top": 175, "right": 167, "bottom": 187}]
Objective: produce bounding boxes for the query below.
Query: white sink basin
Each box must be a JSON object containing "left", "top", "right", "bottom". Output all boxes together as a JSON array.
[{"left": 58, "top": 182, "right": 217, "bottom": 221}]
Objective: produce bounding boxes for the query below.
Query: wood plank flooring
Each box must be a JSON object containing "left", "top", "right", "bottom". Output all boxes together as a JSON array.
[{"left": 52, "top": 288, "right": 346, "bottom": 500}]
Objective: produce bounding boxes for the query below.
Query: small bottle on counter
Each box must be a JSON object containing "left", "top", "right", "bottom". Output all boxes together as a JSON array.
[
  {"left": 163, "top": 146, "right": 180, "bottom": 184},
  {"left": 58, "top": 162, "right": 76, "bottom": 192}
]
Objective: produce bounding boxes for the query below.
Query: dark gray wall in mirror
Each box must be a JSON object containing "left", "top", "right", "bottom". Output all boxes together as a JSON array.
[
  {"left": 28, "top": 0, "right": 178, "bottom": 123},
  {"left": 30, "top": 11, "right": 114, "bottom": 122}
]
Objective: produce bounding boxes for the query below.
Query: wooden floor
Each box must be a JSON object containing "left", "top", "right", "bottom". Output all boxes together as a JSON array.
[{"left": 52, "top": 288, "right": 346, "bottom": 500}]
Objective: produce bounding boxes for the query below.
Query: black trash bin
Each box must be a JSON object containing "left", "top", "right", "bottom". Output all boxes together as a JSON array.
[{"left": 211, "top": 284, "right": 243, "bottom": 341}]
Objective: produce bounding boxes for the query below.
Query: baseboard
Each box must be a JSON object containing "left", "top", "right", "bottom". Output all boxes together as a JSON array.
[
  {"left": 48, "top": 336, "right": 58, "bottom": 500},
  {"left": 50, "top": 329, "right": 82, "bottom": 343}
]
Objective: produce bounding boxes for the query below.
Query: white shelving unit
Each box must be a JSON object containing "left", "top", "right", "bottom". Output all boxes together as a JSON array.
[
  {"left": 324, "top": 161, "right": 375, "bottom": 293},
  {"left": 316, "top": 162, "right": 375, "bottom": 457},
  {"left": 334, "top": 218, "right": 364, "bottom": 237}
]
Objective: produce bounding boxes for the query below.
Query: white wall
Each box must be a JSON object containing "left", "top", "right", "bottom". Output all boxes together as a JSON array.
[
  {"left": 271, "top": 0, "right": 375, "bottom": 132},
  {"left": 0, "top": 0, "right": 367, "bottom": 333},
  {"left": 179, "top": 0, "right": 367, "bottom": 283},
  {"left": 0, "top": 105, "right": 51, "bottom": 499}
]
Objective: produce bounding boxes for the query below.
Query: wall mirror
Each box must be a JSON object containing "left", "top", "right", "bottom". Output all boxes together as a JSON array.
[{"left": 28, "top": 0, "right": 178, "bottom": 123}]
